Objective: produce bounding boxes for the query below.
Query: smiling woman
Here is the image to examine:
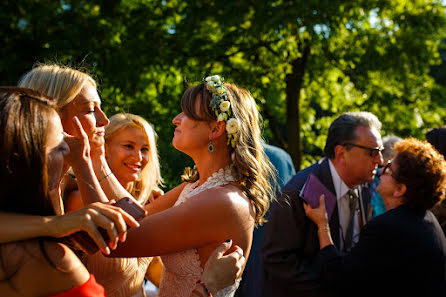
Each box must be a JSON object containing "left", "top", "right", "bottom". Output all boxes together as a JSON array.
[
  {"left": 63, "top": 112, "right": 165, "bottom": 297},
  {"left": 105, "top": 113, "right": 163, "bottom": 203}
]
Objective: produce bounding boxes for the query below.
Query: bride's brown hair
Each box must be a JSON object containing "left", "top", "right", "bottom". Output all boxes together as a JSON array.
[{"left": 181, "top": 82, "right": 276, "bottom": 226}]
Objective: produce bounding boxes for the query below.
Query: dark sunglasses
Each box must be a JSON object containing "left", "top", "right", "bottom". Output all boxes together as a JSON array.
[{"left": 343, "top": 142, "right": 384, "bottom": 158}]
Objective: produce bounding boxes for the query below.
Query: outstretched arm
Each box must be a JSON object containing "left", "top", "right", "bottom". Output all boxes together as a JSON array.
[
  {"left": 303, "top": 195, "right": 333, "bottom": 249},
  {"left": 0, "top": 202, "right": 139, "bottom": 255},
  {"left": 109, "top": 185, "right": 253, "bottom": 261}
]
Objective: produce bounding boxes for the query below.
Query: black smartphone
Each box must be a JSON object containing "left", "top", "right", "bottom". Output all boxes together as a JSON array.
[{"left": 68, "top": 197, "right": 146, "bottom": 254}]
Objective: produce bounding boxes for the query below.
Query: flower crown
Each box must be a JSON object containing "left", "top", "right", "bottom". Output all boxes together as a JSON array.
[{"left": 204, "top": 75, "right": 239, "bottom": 148}]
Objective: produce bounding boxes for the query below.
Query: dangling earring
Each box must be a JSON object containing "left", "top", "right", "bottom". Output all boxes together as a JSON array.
[{"left": 208, "top": 138, "right": 215, "bottom": 154}]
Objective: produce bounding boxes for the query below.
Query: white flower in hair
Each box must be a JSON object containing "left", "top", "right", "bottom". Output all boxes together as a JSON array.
[
  {"left": 210, "top": 75, "right": 220, "bottom": 82},
  {"left": 219, "top": 100, "right": 231, "bottom": 112},
  {"left": 218, "top": 113, "right": 228, "bottom": 122},
  {"left": 226, "top": 118, "right": 239, "bottom": 135},
  {"left": 204, "top": 74, "right": 239, "bottom": 148}
]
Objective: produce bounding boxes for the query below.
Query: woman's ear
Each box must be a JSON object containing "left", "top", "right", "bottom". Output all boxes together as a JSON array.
[
  {"left": 209, "top": 121, "right": 226, "bottom": 140},
  {"left": 393, "top": 183, "right": 407, "bottom": 198}
]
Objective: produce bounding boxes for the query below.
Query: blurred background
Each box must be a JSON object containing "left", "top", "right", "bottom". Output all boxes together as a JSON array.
[{"left": 1, "top": 0, "right": 446, "bottom": 188}]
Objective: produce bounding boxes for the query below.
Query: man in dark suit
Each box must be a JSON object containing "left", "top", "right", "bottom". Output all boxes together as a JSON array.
[
  {"left": 235, "top": 143, "right": 296, "bottom": 297},
  {"left": 261, "top": 112, "right": 384, "bottom": 297}
]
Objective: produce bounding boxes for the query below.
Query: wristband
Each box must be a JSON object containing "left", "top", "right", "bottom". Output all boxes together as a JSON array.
[
  {"left": 196, "top": 280, "right": 213, "bottom": 297},
  {"left": 318, "top": 224, "right": 330, "bottom": 233},
  {"left": 98, "top": 171, "right": 112, "bottom": 183}
]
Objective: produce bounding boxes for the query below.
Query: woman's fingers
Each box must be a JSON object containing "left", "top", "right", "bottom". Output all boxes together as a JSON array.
[
  {"left": 201, "top": 241, "right": 245, "bottom": 294},
  {"left": 72, "top": 116, "right": 89, "bottom": 141},
  {"left": 319, "top": 194, "right": 326, "bottom": 211},
  {"left": 51, "top": 202, "right": 140, "bottom": 253},
  {"left": 90, "top": 202, "right": 140, "bottom": 242},
  {"left": 207, "top": 239, "right": 232, "bottom": 260},
  {"left": 227, "top": 244, "right": 245, "bottom": 279}
]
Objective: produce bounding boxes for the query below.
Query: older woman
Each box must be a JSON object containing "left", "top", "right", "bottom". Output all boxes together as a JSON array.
[{"left": 304, "top": 138, "right": 446, "bottom": 297}]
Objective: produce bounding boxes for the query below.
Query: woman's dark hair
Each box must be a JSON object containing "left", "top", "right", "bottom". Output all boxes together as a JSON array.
[
  {"left": 393, "top": 138, "right": 446, "bottom": 211},
  {"left": 0, "top": 87, "right": 57, "bottom": 216},
  {"left": 0, "top": 87, "right": 60, "bottom": 286}
]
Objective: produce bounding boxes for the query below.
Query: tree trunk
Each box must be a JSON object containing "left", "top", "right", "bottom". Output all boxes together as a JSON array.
[{"left": 285, "top": 43, "right": 310, "bottom": 171}]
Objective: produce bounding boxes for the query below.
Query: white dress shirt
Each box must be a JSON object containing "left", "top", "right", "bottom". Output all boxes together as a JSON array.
[{"left": 328, "top": 160, "right": 360, "bottom": 251}]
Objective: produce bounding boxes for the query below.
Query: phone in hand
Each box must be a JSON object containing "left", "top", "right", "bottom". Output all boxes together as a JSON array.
[
  {"left": 299, "top": 173, "right": 337, "bottom": 220},
  {"left": 68, "top": 197, "right": 146, "bottom": 254}
]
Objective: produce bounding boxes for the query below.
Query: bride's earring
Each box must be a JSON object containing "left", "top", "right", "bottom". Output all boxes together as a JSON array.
[{"left": 208, "top": 138, "right": 215, "bottom": 154}]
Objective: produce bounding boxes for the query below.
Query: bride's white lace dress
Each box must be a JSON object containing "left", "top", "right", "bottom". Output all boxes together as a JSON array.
[{"left": 157, "top": 167, "right": 242, "bottom": 297}]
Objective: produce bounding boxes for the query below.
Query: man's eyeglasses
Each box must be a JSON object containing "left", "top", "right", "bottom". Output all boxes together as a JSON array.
[{"left": 343, "top": 142, "right": 384, "bottom": 158}]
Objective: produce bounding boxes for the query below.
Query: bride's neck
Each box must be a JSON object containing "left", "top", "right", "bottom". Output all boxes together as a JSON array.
[{"left": 194, "top": 150, "right": 231, "bottom": 185}]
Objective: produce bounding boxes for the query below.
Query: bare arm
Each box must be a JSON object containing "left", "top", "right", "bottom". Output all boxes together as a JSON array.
[
  {"left": 144, "top": 182, "right": 187, "bottom": 215},
  {"left": 303, "top": 195, "right": 334, "bottom": 249},
  {"left": 0, "top": 202, "right": 139, "bottom": 255},
  {"left": 109, "top": 185, "right": 253, "bottom": 259}
]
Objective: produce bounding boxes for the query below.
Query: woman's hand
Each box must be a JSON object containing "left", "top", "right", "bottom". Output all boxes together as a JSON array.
[
  {"left": 64, "top": 116, "right": 91, "bottom": 170},
  {"left": 201, "top": 240, "right": 245, "bottom": 294},
  {"left": 49, "top": 202, "right": 140, "bottom": 254},
  {"left": 303, "top": 194, "right": 329, "bottom": 228}
]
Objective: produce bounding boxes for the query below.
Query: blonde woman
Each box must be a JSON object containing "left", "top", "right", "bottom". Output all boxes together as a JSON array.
[
  {"left": 89, "top": 76, "right": 276, "bottom": 297},
  {"left": 65, "top": 113, "right": 164, "bottom": 297},
  {"left": 18, "top": 64, "right": 146, "bottom": 210}
]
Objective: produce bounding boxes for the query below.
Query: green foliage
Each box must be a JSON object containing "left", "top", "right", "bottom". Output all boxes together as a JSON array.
[{"left": 1, "top": 0, "right": 445, "bottom": 187}]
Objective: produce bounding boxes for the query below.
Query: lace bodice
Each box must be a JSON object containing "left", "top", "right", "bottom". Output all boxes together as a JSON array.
[{"left": 158, "top": 167, "right": 241, "bottom": 297}]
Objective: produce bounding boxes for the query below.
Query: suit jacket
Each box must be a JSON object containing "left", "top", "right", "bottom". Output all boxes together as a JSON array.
[
  {"left": 261, "top": 158, "right": 371, "bottom": 297},
  {"left": 316, "top": 205, "right": 446, "bottom": 297},
  {"left": 234, "top": 144, "right": 296, "bottom": 297}
]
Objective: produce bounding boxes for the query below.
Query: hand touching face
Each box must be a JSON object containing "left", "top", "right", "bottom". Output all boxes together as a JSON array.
[{"left": 60, "top": 82, "right": 109, "bottom": 148}]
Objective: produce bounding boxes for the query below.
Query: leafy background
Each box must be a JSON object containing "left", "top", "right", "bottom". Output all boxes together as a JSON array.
[{"left": 1, "top": 0, "right": 446, "bottom": 188}]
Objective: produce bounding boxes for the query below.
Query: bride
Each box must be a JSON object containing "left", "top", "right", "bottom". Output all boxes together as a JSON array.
[{"left": 104, "top": 75, "right": 276, "bottom": 296}]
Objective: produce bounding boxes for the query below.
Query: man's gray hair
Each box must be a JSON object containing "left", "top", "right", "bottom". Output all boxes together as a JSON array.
[
  {"left": 382, "top": 135, "right": 402, "bottom": 162},
  {"left": 324, "top": 111, "right": 382, "bottom": 159}
]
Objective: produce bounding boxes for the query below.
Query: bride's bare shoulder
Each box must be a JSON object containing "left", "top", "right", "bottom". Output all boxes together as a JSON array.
[{"left": 195, "top": 184, "right": 253, "bottom": 217}]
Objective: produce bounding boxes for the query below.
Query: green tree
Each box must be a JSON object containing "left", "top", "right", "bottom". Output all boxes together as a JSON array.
[
  {"left": 1, "top": 0, "right": 445, "bottom": 187},
  {"left": 165, "top": 0, "right": 446, "bottom": 169}
]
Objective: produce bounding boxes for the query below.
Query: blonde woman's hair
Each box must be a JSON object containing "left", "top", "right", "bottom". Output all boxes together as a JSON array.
[
  {"left": 180, "top": 82, "right": 276, "bottom": 226},
  {"left": 105, "top": 113, "right": 163, "bottom": 204},
  {"left": 18, "top": 63, "right": 96, "bottom": 109}
]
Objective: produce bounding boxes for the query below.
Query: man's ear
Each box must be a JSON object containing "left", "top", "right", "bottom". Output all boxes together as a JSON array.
[
  {"left": 334, "top": 144, "right": 347, "bottom": 162},
  {"left": 209, "top": 121, "right": 226, "bottom": 140}
]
